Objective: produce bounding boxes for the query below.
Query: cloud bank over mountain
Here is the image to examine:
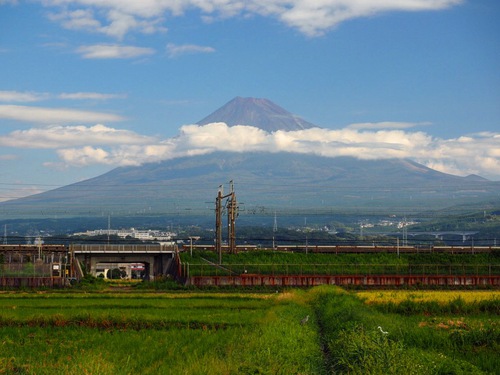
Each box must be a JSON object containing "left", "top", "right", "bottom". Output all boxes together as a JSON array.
[{"left": 1, "top": 121, "right": 498, "bottom": 180}]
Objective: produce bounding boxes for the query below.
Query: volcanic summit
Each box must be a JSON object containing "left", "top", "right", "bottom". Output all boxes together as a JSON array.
[{"left": 197, "top": 97, "right": 317, "bottom": 131}]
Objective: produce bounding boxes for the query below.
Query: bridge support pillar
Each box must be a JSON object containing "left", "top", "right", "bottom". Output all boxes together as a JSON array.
[{"left": 71, "top": 244, "right": 176, "bottom": 281}]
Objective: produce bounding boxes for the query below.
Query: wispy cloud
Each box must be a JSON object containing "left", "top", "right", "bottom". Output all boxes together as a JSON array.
[
  {"left": 346, "top": 121, "right": 432, "bottom": 130},
  {"left": 37, "top": 0, "right": 463, "bottom": 38},
  {"left": 47, "top": 7, "right": 167, "bottom": 39},
  {"left": 0, "top": 90, "right": 126, "bottom": 103},
  {"left": 0, "top": 185, "right": 45, "bottom": 203},
  {"left": 76, "top": 44, "right": 155, "bottom": 59},
  {"left": 58, "top": 92, "right": 127, "bottom": 100},
  {"left": 166, "top": 43, "right": 215, "bottom": 58},
  {"left": 0, "top": 154, "right": 18, "bottom": 161},
  {"left": 0, "top": 91, "right": 49, "bottom": 102},
  {"left": 0, "top": 124, "right": 152, "bottom": 148},
  {"left": 0, "top": 105, "right": 124, "bottom": 123}
]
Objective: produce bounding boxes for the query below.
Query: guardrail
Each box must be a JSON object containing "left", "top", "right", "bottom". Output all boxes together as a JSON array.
[{"left": 70, "top": 244, "right": 176, "bottom": 253}]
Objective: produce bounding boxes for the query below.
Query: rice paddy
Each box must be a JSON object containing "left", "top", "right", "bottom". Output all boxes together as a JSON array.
[
  {"left": 356, "top": 290, "right": 500, "bottom": 305},
  {"left": 0, "top": 287, "right": 498, "bottom": 374}
]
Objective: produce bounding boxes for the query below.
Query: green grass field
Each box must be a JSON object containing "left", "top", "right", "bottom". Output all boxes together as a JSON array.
[
  {"left": 180, "top": 250, "right": 500, "bottom": 277},
  {"left": 0, "top": 288, "right": 498, "bottom": 374}
]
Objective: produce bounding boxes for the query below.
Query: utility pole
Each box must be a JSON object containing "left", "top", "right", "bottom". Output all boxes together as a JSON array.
[
  {"left": 272, "top": 211, "right": 277, "bottom": 249},
  {"left": 402, "top": 217, "right": 408, "bottom": 246},
  {"left": 215, "top": 181, "right": 238, "bottom": 264},
  {"left": 2, "top": 224, "right": 6, "bottom": 245},
  {"left": 215, "top": 185, "right": 223, "bottom": 265},
  {"left": 189, "top": 236, "right": 201, "bottom": 257},
  {"left": 227, "top": 181, "right": 237, "bottom": 255}
]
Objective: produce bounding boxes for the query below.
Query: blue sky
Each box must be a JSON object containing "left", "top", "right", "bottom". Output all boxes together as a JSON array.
[{"left": 0, "top": 0, "right": 499, "bottom": 201}]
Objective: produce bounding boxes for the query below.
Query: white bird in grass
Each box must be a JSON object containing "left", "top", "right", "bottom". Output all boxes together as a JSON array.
[
  {"left": 300, "top": 315, "right": 309, "bottom": 325},
  {"left": 377, "top": 326, "right": 388, "bottom": 334}
]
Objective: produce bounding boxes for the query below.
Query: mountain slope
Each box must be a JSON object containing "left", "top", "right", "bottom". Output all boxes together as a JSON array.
[
  {"left": 197, "top": 97, "right": 317, "bottom": 131},
  {"left": 1, "top": 97, "right": 499, "bottom": 219},
  {"left": 1, "top": 151, "right": 498, "bottom": 218}
]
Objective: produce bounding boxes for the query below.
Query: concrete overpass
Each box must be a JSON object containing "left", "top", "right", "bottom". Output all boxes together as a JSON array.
[
  {"left": 70, "top": 244, "right": 177, "bottom": 280},
  {"left": 406, "top": 231, "right": 479, "bottom": 242}
]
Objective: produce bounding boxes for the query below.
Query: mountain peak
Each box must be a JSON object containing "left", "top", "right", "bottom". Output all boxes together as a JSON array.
[{"left": 197, "top": 97, "right": 317, "bottom": 132}]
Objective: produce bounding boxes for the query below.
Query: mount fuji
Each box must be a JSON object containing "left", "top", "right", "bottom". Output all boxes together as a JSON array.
[{"left": 1, "top": 97, "right": 498, "bottom": 219}]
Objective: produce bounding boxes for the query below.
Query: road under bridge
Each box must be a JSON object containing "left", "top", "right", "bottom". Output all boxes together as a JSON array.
[{"left": 70, "top": 244, "right": 177, "bottom": 280}]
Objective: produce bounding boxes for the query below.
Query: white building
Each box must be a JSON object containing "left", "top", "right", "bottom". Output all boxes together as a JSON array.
[{"left": 74, "top": 228, "right": 176, "bottom": 242}]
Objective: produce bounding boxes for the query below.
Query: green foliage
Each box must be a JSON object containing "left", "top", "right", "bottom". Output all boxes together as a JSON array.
[
  {"left": 74, "top": 274, "right": 107, "bottom": 290},
  {"left": 312, "top": 287, "right": 496, "bottom": 374},
  {"left": 0, "top": 288, "right": 497, "bottom": 374},
  {"left": 332, "top": 325, "right": 421, "bottom": 374},
  {"left": 374, "top": 297, "right": 499, "bottom": 315},
  {"left": 180, "top": 250, "right": 499, "bottom": 277},
  {"left": 106, "top": 268, "right": 125, "bottom": 279},
  {"left": 0, "top": 290, "right": 323, "bottom": 374}
]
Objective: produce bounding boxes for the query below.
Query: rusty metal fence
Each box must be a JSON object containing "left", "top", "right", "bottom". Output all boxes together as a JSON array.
[{"left": 0, "top": 262, "right": 53, "bottom": 277}]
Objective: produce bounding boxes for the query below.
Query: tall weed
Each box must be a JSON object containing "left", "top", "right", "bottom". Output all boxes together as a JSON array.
[{"left": 312, "top": 287, "right": 492, "bottom": 374}]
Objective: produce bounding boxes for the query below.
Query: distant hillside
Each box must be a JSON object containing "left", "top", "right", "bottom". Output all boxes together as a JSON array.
[{"left": 1, "top": 151, "right": 498, "bottom": 219}]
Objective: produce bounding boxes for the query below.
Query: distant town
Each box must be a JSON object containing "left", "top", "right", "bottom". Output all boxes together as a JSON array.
[{"left": 73, "top": 228, "right": 176, "bottom": 243}]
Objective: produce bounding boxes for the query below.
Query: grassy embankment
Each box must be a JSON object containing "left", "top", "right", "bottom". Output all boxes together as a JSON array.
[
  {"left": 0, "top": 288, "right": 498, "bottom": 374},
  {"left": 180, "top": 250, "right": 499, "bottom": 276}
]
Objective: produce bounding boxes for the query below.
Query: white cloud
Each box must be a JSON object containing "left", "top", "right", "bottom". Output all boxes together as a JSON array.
[
  {"left": 0, "top": 90, "right": 126, "bottom": 103},
  {"left": 0, "top": 105, "right": 124, "bottom": 123},
  {"left": 0, "top": 91, "right": 49, "bottom": 102},
  {"left": 47, "top": 6, "right": 166, "bottom": 39},
  {"left": 166, "top": 43, "right": 216, "bottom": 58},
  {"left": 55, "top": 146, "right": 111, "bottom": 166},
  {"left": 347, "top": 121, "right": 431, "bottom": 130},
  {"left": 59, "top": 92, "right": 127, "bottom": 100},
  {"left": 7, "top": 123, "right": 500, "bottom": 179},
  {"left": 0, "top": 124, "right": 153, "bottom": 148},
  {"left": 38, "top": 0, "right": 463, "bottom": 38},
  {"left": 56, "top": 143, "right": 176, "bottom": 166},
  {"left": 3, "top": 121, "right": 498, "bottom": 179},
  {"left": 256, "top": 0, "right": 464, "bottom": 36},
  {"left": 76, "top": 44, "right": 155, "bottom": 59},
  {"left": 48, "top": 8, "right": 101, "bottom": 31}
]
